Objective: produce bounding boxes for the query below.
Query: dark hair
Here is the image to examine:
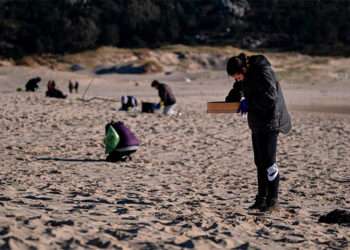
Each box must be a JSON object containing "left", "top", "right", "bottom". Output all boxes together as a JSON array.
[
  {"left": 151, "top": 80, "right": 160, "bottom": 87},
  {"left": 226, "top": 53, "right": 248, "bottom": 76}
]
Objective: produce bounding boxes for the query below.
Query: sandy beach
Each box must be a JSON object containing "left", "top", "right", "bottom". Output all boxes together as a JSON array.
[{"left": 0, "top": 51, "right": 350, "bottom": 249}]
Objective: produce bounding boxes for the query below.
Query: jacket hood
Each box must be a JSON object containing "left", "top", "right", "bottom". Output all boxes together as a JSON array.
[{"left": 249, "top": 55, "right": 271, "bottom": 69}]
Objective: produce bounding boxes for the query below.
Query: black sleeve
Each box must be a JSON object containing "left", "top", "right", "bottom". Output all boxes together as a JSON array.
[{"left": 225, "top": 81, "right": 243, "bottom": 102}]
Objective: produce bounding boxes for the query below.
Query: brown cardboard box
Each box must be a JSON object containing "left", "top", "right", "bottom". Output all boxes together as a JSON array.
[{"left": 207, "top": 102, "right": 239, "bottom": 113}]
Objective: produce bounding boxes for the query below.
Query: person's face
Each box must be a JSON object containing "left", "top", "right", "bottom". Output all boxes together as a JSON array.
[{"left": 231, "top": 73, "right": 245, "bottom": 82}]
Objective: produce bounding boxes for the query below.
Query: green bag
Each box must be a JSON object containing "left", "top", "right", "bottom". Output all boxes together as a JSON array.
[{"left": 104, "top": 125, "right": 120, "bottom": 154}]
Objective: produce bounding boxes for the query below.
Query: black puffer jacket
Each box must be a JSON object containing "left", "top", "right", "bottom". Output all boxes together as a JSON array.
[{"left": 226, "top": 55, "right": 292, "bottom": 134}]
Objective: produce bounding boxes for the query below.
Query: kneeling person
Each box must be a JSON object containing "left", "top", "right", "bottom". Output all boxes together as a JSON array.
[
  {"left": 120, "top": 95, "right": 138, "bottom": 111},
  {"left": 104, "top": 121, "right": 140, "bottom": 162},
  {"left": 46, "top": 81, "right": 67, "bottom": 99}
]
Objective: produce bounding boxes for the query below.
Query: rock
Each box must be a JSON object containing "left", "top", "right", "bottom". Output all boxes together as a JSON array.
[{"left": 319, "top": 209, "right": 350, "bottom": 225}]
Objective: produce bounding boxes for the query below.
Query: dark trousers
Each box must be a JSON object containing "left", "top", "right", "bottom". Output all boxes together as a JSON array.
[
  {"left": 252, "top": 131, "right": 279, "bottom": 200},
  {"left": 106, "top": 150, "right": 136, "bottom": 162}
]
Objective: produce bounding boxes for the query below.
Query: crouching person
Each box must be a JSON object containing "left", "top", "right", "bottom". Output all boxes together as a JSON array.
[
  {"left": 151, "top": 80, "right": 176, "bottom": 116},
  {"left": 120, "top": 95, "right": 138, "bottom": 111},
  {"left": 104, "top": 121, "right": 140, "bottom": 162}
]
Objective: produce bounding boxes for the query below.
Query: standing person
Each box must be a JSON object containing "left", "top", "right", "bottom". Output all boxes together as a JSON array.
[
  {"left": 74, "top": 81, "right": 79, "bottom": 93},
  {"left": 68, "top": 80, "right": 74, "bottom": 94},
  {"left": 151, "top": 80, "right": 176, "bottom": 115},
  {"left": 226, "top": 53, "right": 292, "bottom": 212}
]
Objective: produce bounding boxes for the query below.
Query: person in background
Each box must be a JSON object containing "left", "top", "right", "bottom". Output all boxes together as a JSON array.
[
  {"left": 120, "top": 95, "right": 138, "bottom": 111},
  {"left": 68, "top": 80, "right": 74, "bottom": 94},
  {"left": 46, "top": 80, "right": 67, "bottom": 99},
  {"left": 25, "top": 77, "right": 41, "bottom": 92},
  {"left": 74, "top": 81, "right": 79, "bottom": 93},
  {"left": 151, "top": 80, "right": 176, "bottom": 115},
  {"left": 226, "top": 53, "right": 292, "bottom": 212}
]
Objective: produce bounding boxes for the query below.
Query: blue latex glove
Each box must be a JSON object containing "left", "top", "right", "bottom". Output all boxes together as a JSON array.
[
  {"left": 154, "top": 102, "right": 161, "bottom": 110},
  {"left": 237, "top": 97, "right": 248, "bottom": 115}
]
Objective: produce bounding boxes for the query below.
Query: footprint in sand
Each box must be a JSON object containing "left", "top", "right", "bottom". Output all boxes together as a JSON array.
[
  {"left": 105, "top": 227, "right": 139, "bottom": 241},
  {"left": 86, "top": 238, "right": 111, "bottom": 248},
  {"left": 45, "top": 219, "right": 74, "bottom": 227},
  {"left": 24, "top": 195, "right": 52, "bottom": 201}
]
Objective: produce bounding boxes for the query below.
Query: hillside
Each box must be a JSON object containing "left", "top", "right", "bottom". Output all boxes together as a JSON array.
[
  {"left": 0, "top": 0, "right": 350, "bottom": 58},
  {"left": 1, "top": 45, "right": 348, "bottom": 87}
]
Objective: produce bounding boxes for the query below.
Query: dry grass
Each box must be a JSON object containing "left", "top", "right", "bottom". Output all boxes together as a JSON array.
[
  {"left": 15, "top": 56, "right": 41, "bottom": 67},
  {"left": 7, "top": 45, "right": 350, "bottom": 86},
  {"left": 0, "top": 59, "right": 14, "bottom": 67},
  {"left": 141, "top": 60, "right": 163, "bottom": 73}
]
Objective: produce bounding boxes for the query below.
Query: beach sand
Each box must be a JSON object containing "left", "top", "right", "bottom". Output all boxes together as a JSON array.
[{"left": 0, "top": 63, "right": 349, "bottom": 249}]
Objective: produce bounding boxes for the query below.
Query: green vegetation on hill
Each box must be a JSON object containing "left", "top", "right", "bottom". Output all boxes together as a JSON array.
[{"left": 0, "top": 0, "right": 349, "bottom": 58}]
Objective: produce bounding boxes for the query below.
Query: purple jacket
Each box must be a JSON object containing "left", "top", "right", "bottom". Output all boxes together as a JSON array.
[{"left": 112, "top": 121, "right": 140, "bottom": 148}]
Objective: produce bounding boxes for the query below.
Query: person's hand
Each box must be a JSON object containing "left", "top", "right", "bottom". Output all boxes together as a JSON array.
[
  {"left": 154, "top": 102, "right": 161, "bottom": 109},
  {"left": 237, "top": 97, "right": 248, "bottom": 115}
]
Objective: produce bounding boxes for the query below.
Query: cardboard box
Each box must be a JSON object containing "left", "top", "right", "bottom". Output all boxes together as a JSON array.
[{"left": 207, "top": 102, "right": 239, "bottom": 113}]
